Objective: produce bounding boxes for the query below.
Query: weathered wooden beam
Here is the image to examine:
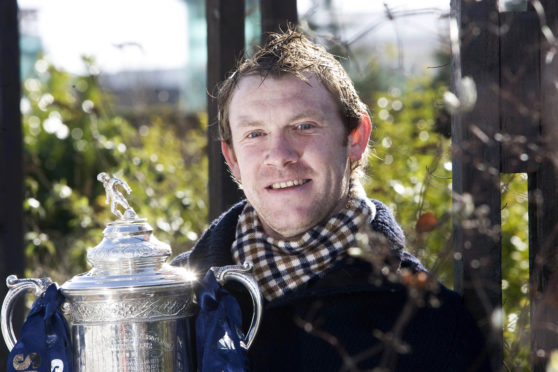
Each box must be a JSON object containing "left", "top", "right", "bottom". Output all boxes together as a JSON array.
[
  {"left": 529, "top": 164, "right": 558, "bottom": 371},
  {"left": 206, "top": 0, "right": 246, "bottom": 221},
  {"left": 529, "top": 1, "right": 558, "bottom": 370},
  {"left": 451, "top": 0, "right": 503, "bottom": 369},
  {"left": 260, "top": 0, "right": 298, "bottom": 43},
  {"left": 499, "top": 11, "right": 540, "bottom": 173},
  {"left": 0, "top": 0, "right": 25, "bottom": 367}
]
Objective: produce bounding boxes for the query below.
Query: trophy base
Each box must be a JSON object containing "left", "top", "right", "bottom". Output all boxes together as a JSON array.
[{"left": 72, "top": 317, "right": 195, "bottom": 372}]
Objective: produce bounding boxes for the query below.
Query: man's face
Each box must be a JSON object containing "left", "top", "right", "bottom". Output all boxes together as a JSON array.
[{"left": 222, "top": 74, "right": 368, "bottom": 240}]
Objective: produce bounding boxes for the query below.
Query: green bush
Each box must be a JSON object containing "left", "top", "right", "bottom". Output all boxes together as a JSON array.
[{"left": 22, "top": 57, "right": 208, "bottom": 284}]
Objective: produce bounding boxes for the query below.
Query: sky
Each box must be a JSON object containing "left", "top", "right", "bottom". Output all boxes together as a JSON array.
[
  {"left": 17, "top": 0, "right": 450, "bottom": 74},
  {"left": 18, "top": 0, "right": 189, "bottom": 73}
]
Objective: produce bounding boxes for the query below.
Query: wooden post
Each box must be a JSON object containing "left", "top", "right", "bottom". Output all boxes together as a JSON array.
[
  {"left": 451, "top": 0, "right": 503, "bottom": 369},
  {"left": 529, "top": 164, "right": 558, "bottom": 371},
  {"left": 499, "top": 11, "right": 540, "bottom": 174},
  {"left": 0, "top": 0, "right": 25, "bottom": 366},
  {"left": 259, "top": 0, "right": 298, "bottom": 43},
  {"left": 529, "top": 1, "right": 558, "bottom": 370},
  {"left": 206, "top": 0, "right": 246, "bottom": 221}
]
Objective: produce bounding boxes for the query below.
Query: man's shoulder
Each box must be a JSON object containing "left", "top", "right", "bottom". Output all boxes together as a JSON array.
[
  {"left": 261, "top": 258, "right": 490, "bottom": 371},
  {"left": 268, "top": 255, "right": 424, "bottom": 307},
  {"left": 268, "top": 255, "right": 479, "bottom": 340},
  {"left": 368, "top": 199, "right": 406, "bottom": 251}
]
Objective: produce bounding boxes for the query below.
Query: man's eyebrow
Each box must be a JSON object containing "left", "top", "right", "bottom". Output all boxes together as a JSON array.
[
  {"left": 289, "top": 111, "right": 325, "bottom": 122},
  {"left": 234, "top": 118, "right": 262, "bottom": 128}
]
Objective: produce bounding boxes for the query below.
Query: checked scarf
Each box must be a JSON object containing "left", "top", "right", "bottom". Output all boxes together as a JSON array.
[{"left": 232, "top": 183, "right": 376, "bottom": 301}]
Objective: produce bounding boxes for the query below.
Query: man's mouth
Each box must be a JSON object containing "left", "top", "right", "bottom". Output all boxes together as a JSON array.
[{"left": 268, "top": 179, "right": 310, "bottom": 190}]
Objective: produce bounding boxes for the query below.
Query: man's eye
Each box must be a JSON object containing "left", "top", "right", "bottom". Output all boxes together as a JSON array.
[
  {"left": 247, "top": 131, "right": 264, "bottom": 138},
  {"left": 296, "top": 123, "right": 314, "bottom": 130}
]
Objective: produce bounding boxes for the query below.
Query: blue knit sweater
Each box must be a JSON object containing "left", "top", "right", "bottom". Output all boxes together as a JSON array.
[{"left": 172, "top": 200, "right": 492, "bottom": 371}]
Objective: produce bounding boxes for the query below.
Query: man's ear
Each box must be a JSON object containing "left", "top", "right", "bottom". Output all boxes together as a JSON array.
[
  {"left": 221, "top": 141, "right": 241, "bottom": 180},
  {"left": 348, "top": 113, "right": 372, "bottom": 162}
]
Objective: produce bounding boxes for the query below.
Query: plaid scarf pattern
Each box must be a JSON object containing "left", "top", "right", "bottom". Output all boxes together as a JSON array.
[{"left": 232, "top": 184, "right": 376, "bottom": 301}]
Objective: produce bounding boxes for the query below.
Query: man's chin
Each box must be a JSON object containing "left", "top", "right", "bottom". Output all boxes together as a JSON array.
[{"left": 263, "top": 218, "right": 315, "bottom": 240}]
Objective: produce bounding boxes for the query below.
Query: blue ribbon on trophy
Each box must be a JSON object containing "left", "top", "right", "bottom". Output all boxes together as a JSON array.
[
  {"left": 196, "top": 270, "right": 250, "bottom": 372},
  {"left": 7, "top": 283, "right": 73, "bottom": 372}
]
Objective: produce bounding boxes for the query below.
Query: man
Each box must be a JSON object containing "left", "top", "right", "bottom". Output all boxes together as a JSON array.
[{"left": 172, "top": 30, "right": 491, "bottom": 371}]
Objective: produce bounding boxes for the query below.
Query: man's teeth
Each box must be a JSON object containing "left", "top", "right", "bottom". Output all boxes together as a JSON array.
[{"left": 270, "top": 179, "right": 307, "bottom": 189}]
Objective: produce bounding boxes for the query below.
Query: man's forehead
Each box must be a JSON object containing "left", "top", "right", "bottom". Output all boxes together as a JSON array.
[
  {"left": 230, "top": 75, "right": 334, "bottom": 117},
  {"left": 233, "top": 72, "right": 322, "bottom": 93}
]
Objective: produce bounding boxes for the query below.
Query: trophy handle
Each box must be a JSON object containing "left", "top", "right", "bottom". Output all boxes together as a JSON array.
[
  {"left": 1, "top": 275, "right": 53, "bottom": 350},
  {"left": 210, "top": 262, "right": 263, "bottom": 349}
]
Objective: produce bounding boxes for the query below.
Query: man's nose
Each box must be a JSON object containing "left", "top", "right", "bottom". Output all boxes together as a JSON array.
[{"left": 264, "top": 133, "right": 299, "bottom": 167}]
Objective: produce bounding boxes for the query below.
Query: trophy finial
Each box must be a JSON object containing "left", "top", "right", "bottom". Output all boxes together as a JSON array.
[{"left": 97, "top": 172, "right": 137, "bottom": 220}]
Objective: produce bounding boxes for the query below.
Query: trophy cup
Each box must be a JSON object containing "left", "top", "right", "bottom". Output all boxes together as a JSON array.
[{"left": 2, "top": 173, "right": 262, "bottom": 371}]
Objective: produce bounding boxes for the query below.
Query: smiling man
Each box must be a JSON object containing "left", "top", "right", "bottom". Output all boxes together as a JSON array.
[
  {"left": 173, "top": 30, "right": 491, "bottom": 371},
  {"left": 223, "top": 73, "right": 364, "bottom": 240}
]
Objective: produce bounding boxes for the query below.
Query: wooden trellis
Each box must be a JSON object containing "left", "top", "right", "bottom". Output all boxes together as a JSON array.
[{"left": 453, "top": 0, "right": 558, "bottom": 370}]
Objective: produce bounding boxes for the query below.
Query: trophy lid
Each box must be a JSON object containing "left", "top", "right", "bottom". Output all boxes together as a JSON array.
[{"left": 61, "top": 173, "right": 196, "bottom": 294}]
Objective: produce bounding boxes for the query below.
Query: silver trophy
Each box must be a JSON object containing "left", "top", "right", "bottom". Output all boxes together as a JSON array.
[{"left": 1, "top": 173, "right": 262, "bottom": 371}]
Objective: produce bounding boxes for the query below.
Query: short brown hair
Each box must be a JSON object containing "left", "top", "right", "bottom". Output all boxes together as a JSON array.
[{"left": 217, "top": 29, "right": 370, "bottom": 173}]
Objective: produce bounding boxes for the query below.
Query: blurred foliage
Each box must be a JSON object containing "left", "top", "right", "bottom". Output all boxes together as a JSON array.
[
  {"left": 352, "top": 66, "right": 530, "bottom": 369},
  {"left": 501, "top": 173, "right": 530, "bottom": 370},
  {"left": 362, "top": 76, "right": 455, "bottom": 284},
  {"left": 21, "top": 56, "right": 208, "bottom": 284}
]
